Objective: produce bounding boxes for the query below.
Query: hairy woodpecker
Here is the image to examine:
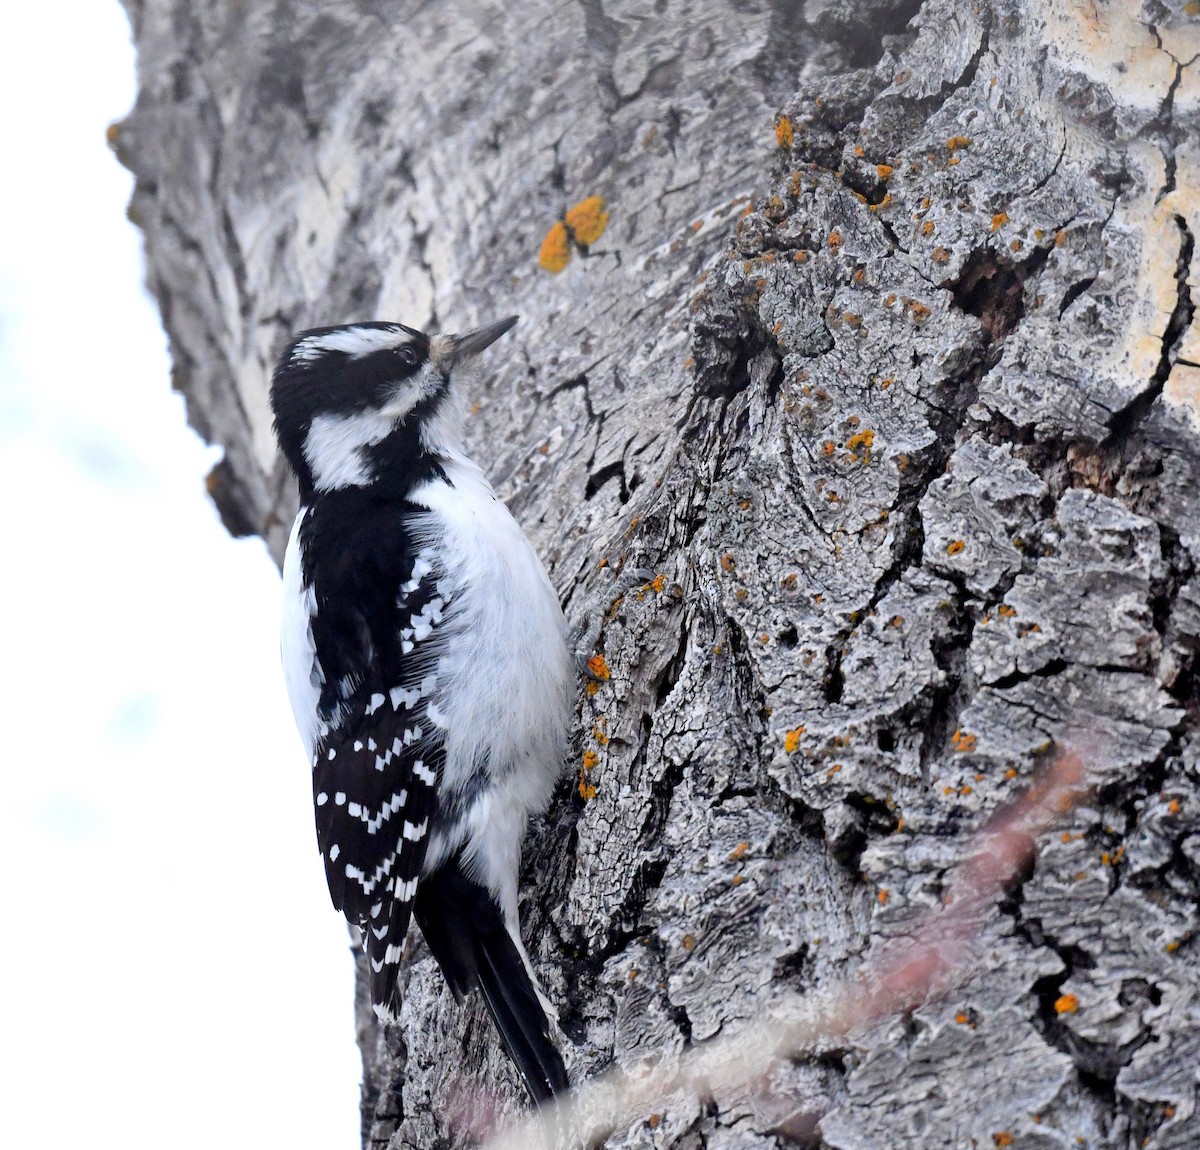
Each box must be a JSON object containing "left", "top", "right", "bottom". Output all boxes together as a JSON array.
[{"left": 270, "top": 315, "right": 571, "bottom": 1104}]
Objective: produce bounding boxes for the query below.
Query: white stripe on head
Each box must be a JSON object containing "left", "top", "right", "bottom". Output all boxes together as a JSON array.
[{"left": 291, "top": 325, "right": 415, "bottom": 363}]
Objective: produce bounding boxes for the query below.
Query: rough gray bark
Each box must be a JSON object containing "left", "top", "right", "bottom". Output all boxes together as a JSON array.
[{"left": 116, "top": 1, "right": 1200, "bottom": 1146}]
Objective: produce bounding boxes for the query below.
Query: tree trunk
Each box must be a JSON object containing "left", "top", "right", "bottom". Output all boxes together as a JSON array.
[{"left": 116, "top": 0, "right": 1200, "bottom": 1146}]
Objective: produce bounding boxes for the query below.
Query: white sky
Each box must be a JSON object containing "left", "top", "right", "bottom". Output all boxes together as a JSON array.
[{"left": 0, "top": 5, "right": 360, "bottom": 1145}]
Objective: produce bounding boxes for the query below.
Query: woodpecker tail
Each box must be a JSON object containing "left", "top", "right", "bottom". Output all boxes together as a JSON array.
[{"left": 413, "top": 858, "right": 569, "bottom": 1105}]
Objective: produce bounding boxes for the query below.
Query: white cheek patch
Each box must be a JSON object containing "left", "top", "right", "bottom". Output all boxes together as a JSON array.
[
  {"left": 304, "top": 410, "right": 390, "bottom": 491},
  {"left": 302, "top": 365, "right": 442, "bottom": 493}
]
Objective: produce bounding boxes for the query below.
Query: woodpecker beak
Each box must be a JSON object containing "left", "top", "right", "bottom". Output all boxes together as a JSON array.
[{"left": 433, "top": 315, "right": 519, "bottom": 373}]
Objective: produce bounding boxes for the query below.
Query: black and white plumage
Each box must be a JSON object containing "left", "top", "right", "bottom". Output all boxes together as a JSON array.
[{"left": 270, "top": 316, "right": 572, "bottom": 1104}]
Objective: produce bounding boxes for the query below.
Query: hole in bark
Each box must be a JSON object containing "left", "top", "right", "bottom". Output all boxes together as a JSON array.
[
  {"left": 778, "top": 624, "right": 799, "bottom": 648},
  {"left": 877, "top": 728, "right": 896, "bottom": 752},
  {"left": 846, "top": 791, "right": 899, "bottom": 833},
  {"left": 948, "top": 249, "right": 1026, "bottom": 343},
  {"left": 823, "top": 644, "right": 845, "bottom": 702},
  {"left": 584, "top": 460, "right": 628, "bottom": 502}
]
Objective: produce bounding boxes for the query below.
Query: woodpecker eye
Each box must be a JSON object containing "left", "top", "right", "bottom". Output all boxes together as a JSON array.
[{"left": 394, "top": 344, "right": 420, "bottom": 366}]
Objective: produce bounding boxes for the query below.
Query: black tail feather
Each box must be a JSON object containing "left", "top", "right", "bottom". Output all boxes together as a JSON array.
[{"left": 414, "top": 858, "right": 569, "bottom": 1105}]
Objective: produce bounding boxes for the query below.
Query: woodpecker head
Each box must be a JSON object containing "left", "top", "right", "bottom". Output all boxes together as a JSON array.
[{"left": 270, "top": 316, "right": 517, "bottom": 498}]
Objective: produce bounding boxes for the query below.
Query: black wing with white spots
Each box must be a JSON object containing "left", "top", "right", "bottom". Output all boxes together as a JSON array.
[{"left": 299, "top": 491, "right": 449, "bottom": 1012}]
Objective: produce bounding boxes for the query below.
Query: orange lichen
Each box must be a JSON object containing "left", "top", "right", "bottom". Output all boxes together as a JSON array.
[
  {"left": 775, "top": 114, "right": 795, "bottom": 148},
  {"left": 565, "top": 195, "right": 610, "bottom": 246},
  {"left": 793, "top": 249, "right": 810, "bottom": 262},
  {"left": 1168, "top": 798, "right": 1181, "bottom": 814},
  {"left": 582, "top": 749, "right": 599, "bottom": 770},
  {"left": 784, "top": 726, "right": 806, "bottom": 753},
  {"left": 990, "top": 211, "right": 1009, "bottom": 232},
  {"left": 876, "top": 163, "right": 894, "bottom": 181},
  {"left": 1054, "top": 993, "right": 1079, "bottom": 1014},
  {"left": 946, "top": 135, "right": 973, "bottom": 150},
  {"left": 993, "top": 1134, "right": 1014, "bottom": 1148},
  {"left": 951, "top": 728, "right": 977, "bottom": 752},
  {"left": 847, "top": 428, "right": 875, "bottom": 456},
  {"left": 877, "top": 888, "right": 889, "bottom": 905},
  {"left": 920, "top": 220, "right": 936, "bottom": 237},
  {"left": 998, "top": 604, "right": 1017, "bottom": 618},
  {"left": 821, "top": 440, "right": 837, "bottom": 456},
  {"left": 538, "top": 221, "right": 571, "bottom": 272},
  {"left": 732, "top": 874, "right": 745, "bottom": 886},
  {"left": 1166, "top": 940, "right": 1181, "bottom": 953},
  {"left": 648, "top": 573, "right": 666, "bottom": 593},
  {"left": 1010, "top": 239, "right": 1023, "bottom": 252},
  {"left": 1004, "top": 768, "right": 1018, "bottom": 780},
  {"left": 906, "top": 299, "right": 932, "bottom": 323},
  {"left": 828, "top": 230, "right": 842, "bottom": 249},
  {"left": 682, "top": 933, "right": 696, "bottom": 952},
  {"left": 729, "top": 842, "right": 749, "bottom": 861},
  {"left": 587, "top": 653, "right": 611, "bottom": 681},
  {"left": 946, "top": 539, "right": 966, "bottom": 555},
  {"left": 578, "top": 777, "right": 597, "bottom": 800}
]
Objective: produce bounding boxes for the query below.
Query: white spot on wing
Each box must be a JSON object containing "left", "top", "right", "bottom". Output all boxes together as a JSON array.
[
  {"left": 390, "top": 685, "right": 421, "bottom": 710},
  {"left": 413, "top": 761, "right": 436, "bottom": 786},
  {"left": 426, "top": 702, "right": 448, "bottom": 728}
]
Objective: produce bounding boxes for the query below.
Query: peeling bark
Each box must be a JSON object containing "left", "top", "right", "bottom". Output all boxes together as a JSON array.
[{"left": 117, "top": 0, "right": 1200, "bottom": 1146}]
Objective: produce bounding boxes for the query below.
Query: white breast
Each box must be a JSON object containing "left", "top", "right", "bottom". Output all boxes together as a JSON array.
[{"left": 408, "top": 453, "right": 574, "bottom": 911}]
